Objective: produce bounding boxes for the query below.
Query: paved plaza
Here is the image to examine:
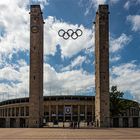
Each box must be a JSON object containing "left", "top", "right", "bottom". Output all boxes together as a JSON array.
[{"left": 0, "top": 128, "right": 140, "bottom": 140}]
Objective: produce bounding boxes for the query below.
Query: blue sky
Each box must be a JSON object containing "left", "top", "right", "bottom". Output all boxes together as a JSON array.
[{"left": 0, "top": 0, "right": 140, "bottom": 102}]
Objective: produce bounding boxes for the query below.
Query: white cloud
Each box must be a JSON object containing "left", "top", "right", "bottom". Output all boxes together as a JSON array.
[
  {"left": 44, "top": 64, "right": 94, "bottom": 96},
  {"left": 127, "top": 15, "right": 140, "bottom": 32},
  {"left": 83, "top": 0, "right": 107, "bottom": 16},
  {"left": 71, "top": 56, "right": 86, "bottom": 67},
  {"left": 93, "top": 0, "right": 107, "bottom": 8},
  {"left": 111, "top": 61, "right": 140, "bottom": 102},
  {"left": 32, "top": 0, "right": 49, "bottom": 8},
  {"left": 124, "top": 0, "right": 140, "bottom": 10},
  {"left": 0, "top": 0, "right": 49, "bottom": 56},
  {"left": 0, "top": 0, "right": 93, "bottom": 58},
  {"left": 18, "top": 59, "right": 28, "bottom": 67},
  {"left": 80, "top": 0, "right": 119, "bottom": 16},
  {"left": 62, "top": 56, "right": 86, "bottom": 71},
  {"left": 124, "top": 1, "right": 130, "bottom": 10},
  {"left": 0, "top": 67, "right": 20, "bottom": 81},
  {"left": 0, "top": 0, "right": 30, "bottom": 55},
  {"left": 44, "top": 16, "right": 93, "bottom": 57},
  {"left": 110, "top": 55, "right": 121, "bottom": 62},
  {"left": 110, "top": 33, "right": 132, "bottom": 53},
  {"left": 0, "top": 64, "right": 29, "bottom": 101}
]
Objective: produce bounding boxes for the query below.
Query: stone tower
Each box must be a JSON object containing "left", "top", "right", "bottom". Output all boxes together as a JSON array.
[
  {"left": 29, "top": 5, "right": 44, "bottom": 128},
  {"left": 94, "top": 5, "right": 110, "bottom": 127}
]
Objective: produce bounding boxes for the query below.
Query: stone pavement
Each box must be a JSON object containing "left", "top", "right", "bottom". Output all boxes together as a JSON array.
[{"left": 0, "top": 128, "right": 140, "bottom": 140}]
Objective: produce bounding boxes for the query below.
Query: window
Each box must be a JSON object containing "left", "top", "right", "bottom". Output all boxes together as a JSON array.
[
  {"left": 26, "top": 107, "right": 29, "bottom": 116},
  {"left": 16, "top": 108, "right": 19, "bottom": 116},
  {"left": 21, "top": 107, "right": 24, "bottom": 116}
]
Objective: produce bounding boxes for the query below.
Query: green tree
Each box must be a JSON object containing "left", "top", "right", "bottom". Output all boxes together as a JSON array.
[
  {"left": 110, "top": 86, "right": 124, "bottom": 116},
  {"left": 110, "top": 86, "right": 137, "bottom": 116}
]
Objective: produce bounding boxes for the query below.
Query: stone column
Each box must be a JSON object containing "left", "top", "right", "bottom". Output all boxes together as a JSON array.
[
  {"left": 16, "top": 118, "right": 20, "bottom": 128},
  {"left": 0, "top": 109, "right": 1, "bottom": 117},
  {"left": 138, "top": 117, "right": 140, "bottom": 128},
  {"left": 71, "top": 105, "right": 73, "bottom": 121},
  {"left": 78, "top": 105, "right": 80, "bottom": 122},
  {"left": 94, "top": 5, "right": 110, "bottom": 128},
  {"left": 14, "top": 107, "right": 16, "bottom": 117},
  {"left": 129, "top": 117, "right": 133, "bottom": 128},
  {"left": 29, "top": 5, "right": 44, "bottom": 128},
  {"left": 5, "top": 108, "right": 7, "bottom": 117},
  {"left": 26, "top": 119, "right": 29, "bottom": 128},
  {"left": 119, "top": 117, "right": 123, "bottom": 127},
  {"left": 8, "top": 108, "right": 10, "bottom": 117},
  {"left": 64, "top": 105, "right": 65, "bottom": 122},
  {"left": 2, "top": 109, "right": 4, "bottom": 117},
  {"left": 92, "top": 105, "right": 94, "bottom": 122},
  {"left": 56, "top": 105, "right": 58, "bottom": 120},
  {"left": 19, "top": 107, "right": 21, "bottom": 117},
  {"left": 6, "top": 118, "right": 10, "bottom": 128},
  {"left": 85, "top": 105, "right": 87, "bottom": 122},
  {"left": 3, "top": 109, "right": 5, "bottom": 117},
  {"left": 110, "top": 118, "right": 113, "bottom": 127},
  {"left": 10, "top": 108, "right": 12, "bottom": 117},
  {"left": 49, "top": 105, "right": 51, "bottom": 122},
  {"left": 24, "top": 107, "right": 26, "bottom": 117}
]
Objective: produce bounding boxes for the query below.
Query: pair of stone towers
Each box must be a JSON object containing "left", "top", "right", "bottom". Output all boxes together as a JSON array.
[{"left": 29, "top": 5, "right": 110, "bottom": 128}]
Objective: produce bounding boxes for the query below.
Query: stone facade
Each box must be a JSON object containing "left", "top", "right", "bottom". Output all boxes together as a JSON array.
[
  {"left": 29, "top": 5, "right": 44, "bottom": 127},
  {"left": 0, "top": 96, "right": 95, "bottom": 128},
  {"left": 0, "top": 97, "right": 140, "bottom": 128},
  {"left": 95, "top": 5, "right": 110, "bottom": 127}
]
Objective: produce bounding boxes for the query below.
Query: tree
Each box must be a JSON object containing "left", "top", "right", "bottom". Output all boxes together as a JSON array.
[
  {"left": 110, "top": 86, "right": 138, "bottom": 116},
  {"left": 110, "top": 86, "right": 124, "bottom": 116}
]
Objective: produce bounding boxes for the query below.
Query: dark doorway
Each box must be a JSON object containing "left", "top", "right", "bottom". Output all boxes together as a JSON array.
[
  {"left": 10, "top": 118, "right": 16, "bottom": 128},
  {"left": 20, "top": 118, "right": 26, "bottom": 128},
  {"left": 113, "top": 118, "right": 119, "bottom": 127},
  {"left": 0, "top": 118, "right": 6, "bottom": 128},
  {"left": 133, "top": 118, "right": 138, "bottom": 128},
  {"left": 73, "top": 116, "right": 78, "bottom": 122},
  {"left": 123, "top": 118, "right": 128, "bottom": 127},
  {"left": 87, "top": 115, "right": 92, "bottom": 122}
]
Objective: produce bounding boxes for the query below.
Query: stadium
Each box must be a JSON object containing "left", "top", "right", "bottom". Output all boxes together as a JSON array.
[
  {"left": 0, "top": 95, "right": 140, "bottom": 128},
  {"left": 0, "top": 4, "right": 140, "bottom": 128}
]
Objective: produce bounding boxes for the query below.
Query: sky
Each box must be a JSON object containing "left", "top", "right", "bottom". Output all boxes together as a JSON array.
[{"left": 0, "top": 0, "right": 140, "bottom": 102}]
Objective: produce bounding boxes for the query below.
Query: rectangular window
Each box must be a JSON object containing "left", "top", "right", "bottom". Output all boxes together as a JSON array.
[{"left": 26, "top": 107, "right": 29, "bottom": 116}]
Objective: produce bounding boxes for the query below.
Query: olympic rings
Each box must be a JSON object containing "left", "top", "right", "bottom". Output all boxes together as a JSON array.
[{"left": 58, "top": 29, "right": 83, "bottom": 40}]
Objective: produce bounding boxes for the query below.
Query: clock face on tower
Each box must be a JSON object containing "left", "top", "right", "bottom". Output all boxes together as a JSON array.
[{"left": 31, "top": 26, "right": 39, "bottom": 33}]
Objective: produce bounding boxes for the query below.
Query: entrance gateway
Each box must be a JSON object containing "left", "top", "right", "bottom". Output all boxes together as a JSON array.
[
  {"left": 0, "top": 4, "right": 140, "bottom": 128},
  {"left": 29, "top": 4, "right": 110, "bottom": 128}
]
